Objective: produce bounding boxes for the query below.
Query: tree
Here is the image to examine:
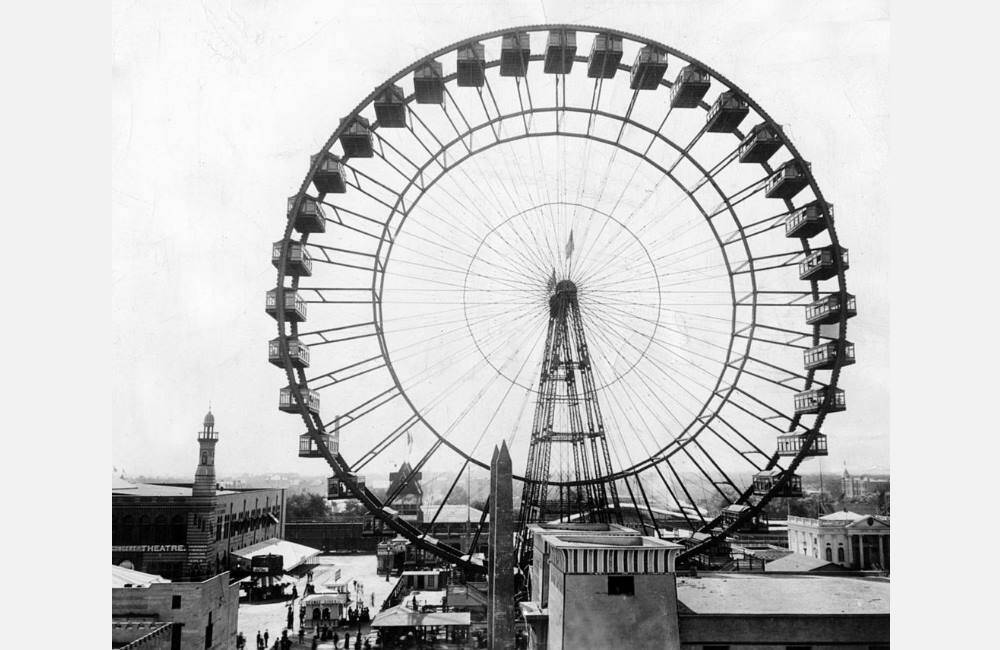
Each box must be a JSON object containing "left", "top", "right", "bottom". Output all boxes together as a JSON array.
[{"left": 286, "top": 493, "right": 332, "bottom": 521}]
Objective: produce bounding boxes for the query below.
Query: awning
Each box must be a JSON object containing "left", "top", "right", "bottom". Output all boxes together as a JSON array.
[
  {"left": 371, "top": 604, "right": 471, "bottom": 628},
  {"left": 232, "top": 538, "right": 321, "bottom": 572}
]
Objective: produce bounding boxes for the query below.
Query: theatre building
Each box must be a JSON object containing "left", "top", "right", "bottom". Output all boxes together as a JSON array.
[{"left": 112, "top": 410, "right": 287, "bottom": 581}]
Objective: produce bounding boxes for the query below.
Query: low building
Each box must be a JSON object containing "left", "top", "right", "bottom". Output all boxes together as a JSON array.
[
  {"left": 111, "top": 620, "right": 180, "bottom": 650},
  {"left": 787, "top": 510, "right": 889, "bottom": 571},
  {"left": 520, "top": 525, "right": 684, "bottom": 650},
  {"left": 112, "top": 410, "right": 286, "bottom": 580},
  {"left": 519, "top": 528, "right": 889, "bottom": 649},
  {"left": 676, "top": 573, "right": 889, "bottom": 648},
  {"left": 112, "top": 566, "right": 239, "bottom": 650}
]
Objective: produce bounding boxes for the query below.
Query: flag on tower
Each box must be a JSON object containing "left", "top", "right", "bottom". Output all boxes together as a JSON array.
[{"left": 565, "top": 230, "right": 575, "bottom": 259}]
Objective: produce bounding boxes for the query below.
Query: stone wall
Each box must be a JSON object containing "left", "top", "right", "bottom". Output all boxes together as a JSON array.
[
  {"left": 112, "top": 572, "right": 239, "bottom": 650},
  {"left": 550, "top": 573, "right": 680, "bottom": 650},
  {"left": 677, "top": 613, "right": 890, "bottom": 648}
]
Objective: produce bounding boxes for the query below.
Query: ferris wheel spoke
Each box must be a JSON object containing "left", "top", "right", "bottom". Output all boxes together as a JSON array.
[
  {"left": 327, "top": 386, "right": 402, "bottom": 433},
  {"left": 719, "top": 386, "right": 794, "bottom": 434},
  {"left": 710, "top": 414, "right": 777, "bottom": 471},
  {"left": 308, "top": 355, "right": 386, "bottom": 389},
  {"left": 384, "top": 439, "right": 446, "bottom": 507},
  {"left": 349, "top": 413, "right": 421, "bottom": 473}
]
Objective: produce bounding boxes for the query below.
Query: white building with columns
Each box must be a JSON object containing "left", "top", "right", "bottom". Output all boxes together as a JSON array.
[{"left": 787, "top": 510, "right": 889, "bottom": 571}]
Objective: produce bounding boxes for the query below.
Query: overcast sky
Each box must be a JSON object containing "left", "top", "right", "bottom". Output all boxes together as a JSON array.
[{"left": 111, "top": 0, "right": 889, "bottom": 480}]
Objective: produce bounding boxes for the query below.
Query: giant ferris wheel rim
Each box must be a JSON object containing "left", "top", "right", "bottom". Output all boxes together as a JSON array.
[{"left": 272, "top": 24, "right": 853, "bottom": 569}]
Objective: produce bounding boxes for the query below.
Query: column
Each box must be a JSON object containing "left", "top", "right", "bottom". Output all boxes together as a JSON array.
[{"left": 877, "top": 535, "right": 885, "bottom": 571}]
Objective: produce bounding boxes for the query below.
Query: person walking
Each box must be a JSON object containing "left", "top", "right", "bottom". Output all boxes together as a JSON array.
[
  {"left": 287, "top": 606, "right": 294, "bottom": 630},
  {"left": 344, "top": 632, "right": 350, "bottom": 649},
  {"left": 298, "top": 628, "right": 305, "bottom": 644},
  {"left": 333, "top": 631, "right": 339, "bottom": 648},
  {"left": 264, "top": 630, "right": 269, "bottom": 647},
  {"left": 256, "top": 631, "right": 263, "bottom": 650}
]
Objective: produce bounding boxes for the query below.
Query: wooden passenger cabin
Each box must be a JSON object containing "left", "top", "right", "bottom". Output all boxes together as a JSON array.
[
  {"left": 456, "top": 42, "right": 486, "bottom": 87},
  {"left": 280, "top": 386, "right": 321, "bottom": 415},
  {"left": 587, "top": 33, "right": 622, "bottom": 78},
  {"left": 803, "top": 340, "right": 855, "bottom": 371},
  {"left": 327, "top": 474, "right": 366, "bottom": 499},
  {"left": 776, "top": 432, "right": 829, "bottom": 457},
  {"left": 630, "top": 46, "right": 668, "bottom": 90},
  {"left": 287, "top": 196, "right": 326, "bottom": 234},
  {"left": 544, "top": 30, "right": 576, "bottom": 74},
  {"left": 738, "top": 123, "right": 782, "bottom": 163},
  {"left": 500, "top": 31, "right": 530, "bottom": 77},
  {"left": 311, "top": 153, "right": 348, "bottom": 194},
  {"left": 338, "top": 116, "right": 374, "bottom": 158},
  {"left": 298, "top": 431, "right": 336, "bottom": 458},
  {"left": 785, "top": 201, "right": 830, "bottom": 239},
  {"left": 752, "top": 470, "right": 804, "bottom": 497},
  {"left": 374, "top": 84, "right": 407, "bottom": 128},
  {"left": 765, "top": 159, "right": 811, "bottom": 200},
  {"left": 272, "top": 240, "right": 312, "bottom": 277},
  {"left": 805, "top": 293, "right": 857, "bottom": 326},
  {"left": 669, "top": 65, "right": 710, "bottom": 108},
  {"left": 268, "top": 336, "right": 310, "bottom": 369},
  {"left": 799, "top": 246, "right": 849, "bottom": 282},
  {"left": 414, "top": 61, "right": 445, "bottom": 104},
  {"left": 794, "top": 387, "right": 846, "bottom": 415},
  {"left": 265, "top": 288, "right": 307, "bottom": 323},
  {"left": 705, "top": 91, "right": 750, "bottom": 133}
]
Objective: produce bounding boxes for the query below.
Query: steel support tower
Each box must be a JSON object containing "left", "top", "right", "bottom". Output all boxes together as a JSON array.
[{"left": 517, "top": 280, "right": 623, "bottom": 546}]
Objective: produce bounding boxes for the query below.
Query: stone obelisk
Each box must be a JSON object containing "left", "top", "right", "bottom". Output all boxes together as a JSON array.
[{"left": 488, "top": 441, "right": 515, "bottom": 650}]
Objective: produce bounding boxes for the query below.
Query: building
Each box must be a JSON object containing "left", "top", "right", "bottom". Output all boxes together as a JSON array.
[
  {"left": 787, "top": 510, "right": 890, "bottom": 571},
  {"left": 519, "top": 527, "right": 889, "bottom": 650},
  {"left": 112, "top": 410, "right": 287, "bottom": 580},
  {"left": 112, "top": 565, "right": 239, "bottom": 650},
  {"left": 675, "top": 573, "right": 889, "bottom": 648},
  {"left": 387, "top": 462, "right": 424, "bottom": 523},
  {"left": 520, "top": 526, "right": 684, "bottom": 650},
  {"left": 841, "top": 466, "right": 890, "bottom": 500}
]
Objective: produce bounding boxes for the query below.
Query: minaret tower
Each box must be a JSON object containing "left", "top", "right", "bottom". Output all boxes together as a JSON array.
[
  {"left": 186, "top": 408, "right": 220, "bottom": 580},
  {"left": 193, "top": 408, "right": 219, "bottom": 497}
]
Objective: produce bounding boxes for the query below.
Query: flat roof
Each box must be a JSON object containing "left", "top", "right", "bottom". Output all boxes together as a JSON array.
[
  {"left": 372, "top": 604, "right": 470, "bottom": 628},
  {"left": 232, "top": 538, "right": 321, "bottom": 571},
  {"left": 111, "top": 481, "right": 239, "bottom": 497},
  {"left": 544, "top": 533, "right": 684, "bottom": 551},
  {"left": 676, "top": 573, "right": 889, "bottom": 615},
  {"left": 112, "top": 565, "right": 170, "bottom": 589}
]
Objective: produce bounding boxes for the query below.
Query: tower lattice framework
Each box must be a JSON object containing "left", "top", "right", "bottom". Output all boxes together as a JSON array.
[{"left": 517, "top": 280, "right": 623, "bottom": 539}]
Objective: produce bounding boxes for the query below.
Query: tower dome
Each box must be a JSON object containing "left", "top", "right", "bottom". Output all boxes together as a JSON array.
[{"left": 203, "top": 409, "right": 215, "bottom": 428}]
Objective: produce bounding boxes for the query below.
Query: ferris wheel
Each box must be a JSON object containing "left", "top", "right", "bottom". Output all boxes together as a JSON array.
[{"left": 268, "top": 25, "right": 855, "bottom": 571}]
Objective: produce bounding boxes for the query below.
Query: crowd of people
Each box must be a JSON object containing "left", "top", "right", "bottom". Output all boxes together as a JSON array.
[{"left": 236, "top": 596, "right": 376, "bottom": 649}]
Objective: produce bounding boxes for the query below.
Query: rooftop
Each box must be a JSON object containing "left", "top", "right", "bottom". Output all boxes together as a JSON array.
[
  {"left": 372, "top": 604, "right": 470, "bottom": 629},
  {"left": 111, "top": 479, "right": 238, "bottom": 497},
  {"left": 545, "top": 533, "right": 684, "bottom": 551},
  {"left": 676, "top": 573, "right": 889, "bottom": 615},
  {"left": 112, "top": 565, "right": 170, "bottom": 589},
  {"left": 764, "top": 554, "right": 845, "bottom": 572},
  {"left": 232, "top": 538, "right": 321, "bottom": 571},
  {"left": 419, "top": 504, "right": 485, "bottom": 524}
]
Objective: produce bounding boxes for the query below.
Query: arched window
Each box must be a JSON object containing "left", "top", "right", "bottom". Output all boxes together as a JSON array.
[
  {"left": 312, "top": 608, "right": 321, "bottom": 620},
  {"left": 138, "top": 515, "right": 152, "bottom": 541},
  {"left": 837, "top": 547, "right": 845, "bottom": 563},
  {"left": 154, "top": 515, "right": 168, "bottom": 543},
  {"left": 322, "top": 608, "right": 330, "bottom": 620},
  {"left": 825, "top": 547, "right": 833, "bottom": 562}
]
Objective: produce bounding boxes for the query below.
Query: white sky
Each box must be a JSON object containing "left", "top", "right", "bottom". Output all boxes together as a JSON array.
[{"left": 111, "top": 0, "right": 889, "bottom": 479}]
